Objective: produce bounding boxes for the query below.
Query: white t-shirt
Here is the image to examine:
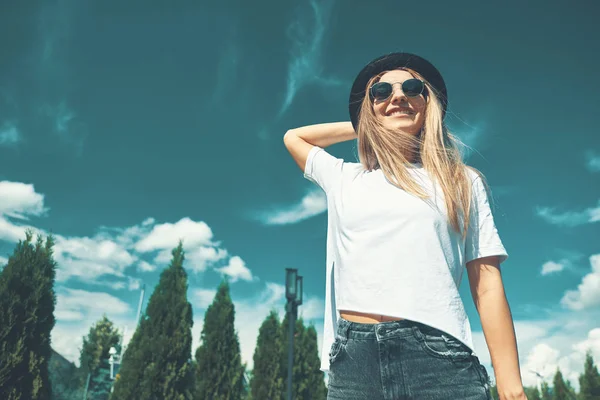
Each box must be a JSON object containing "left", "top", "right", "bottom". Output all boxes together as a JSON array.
[{"left": 303, "top": 146, "right": 508, "bottom": 372}]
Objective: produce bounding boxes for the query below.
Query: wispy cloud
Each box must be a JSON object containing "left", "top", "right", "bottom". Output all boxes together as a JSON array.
[
  {"left": 279, "top": 0, "right": 341, "bottom": 116},
  {"left": 255, "top": 188, "right": 326, "bottom": 225},
  {"left": 585, "top": 150, "right": 600, "bottom": 172},
  {"left": 0, "top": 122, "right": 20, "bottom": 146},
  {"left": 536, "top": 200, "right": 600, "bottom": 227},
  {"left": 37, "top": 1, "right": 87, "bottom": 154},
  {"left": 212, "top": 35, "right": 239, "bottom": 105}
]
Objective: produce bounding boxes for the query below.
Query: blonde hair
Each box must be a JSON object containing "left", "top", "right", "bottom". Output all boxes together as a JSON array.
[{"left": 357, "top": 68, "right": 482, "bottom": 239}]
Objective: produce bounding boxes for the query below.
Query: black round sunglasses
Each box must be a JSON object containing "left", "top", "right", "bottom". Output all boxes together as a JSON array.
[{"left": 369, "top": 79, "right": 426, "bottom": 102}]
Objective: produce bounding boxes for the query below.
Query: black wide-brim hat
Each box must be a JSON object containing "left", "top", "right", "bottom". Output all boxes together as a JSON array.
[{"left": 349, "top": 52, "right": 448, "bottom": 130}]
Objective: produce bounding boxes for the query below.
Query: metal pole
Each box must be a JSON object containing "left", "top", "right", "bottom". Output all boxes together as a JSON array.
[
  {"left": 286, "top": 302, "right": 295, "bottom": 400},
  {"left": 82, "top": 372, "right": 90, "bottom": 400}
]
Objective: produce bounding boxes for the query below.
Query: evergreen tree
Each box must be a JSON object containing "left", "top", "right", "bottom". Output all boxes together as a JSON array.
[
  {"left": 250, "top": 310, "right": 284, "bottom": 400},
  {"left": 300, "top": 324, "right": 327, "bottom": 400},
  {"left": 78, "top": 315, "right": 121, "bottom": 399},
  {"left": 111, "top": 242, "right": 194, "bottom": 400},
  {"left": 552, "top": 368, "right": 569, "bottom": 400},
  {"left": 0, "top": 232, "right": 57, "bottom": 400},
  {"left": 579, "top": 351, "right": 600, "bottom": 400},
  {"left": 195, "top": 280, "right": 245, "bottom": 399},
  {"left": 279, "top": 316, "right": 326, "bottom": 400},
  {"left": 541, "top": 381, "right": 552, "bottom": 400}
]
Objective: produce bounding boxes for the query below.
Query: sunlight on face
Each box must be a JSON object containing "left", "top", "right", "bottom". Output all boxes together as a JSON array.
[{"left": 372, "top": 70, "right": 427, "bottom": 135}]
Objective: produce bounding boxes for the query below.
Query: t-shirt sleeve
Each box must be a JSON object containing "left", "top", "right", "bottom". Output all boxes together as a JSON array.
[
  {"left": 465, "top": 175, "right": 509, "bottom": 265},
  {"left": 303, "top": 146, "right": 345, "bottom": 194}
]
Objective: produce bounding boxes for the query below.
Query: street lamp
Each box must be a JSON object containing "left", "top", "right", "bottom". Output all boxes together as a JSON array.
[
  {"left": 285, "top": 268, "right": 303, "bottom": 400},
  {"left": 108, "top": 346, "right": 123, "bottom": 394},
  {"left": 109, "top": 347, "right": 120, "bottom": 379}
]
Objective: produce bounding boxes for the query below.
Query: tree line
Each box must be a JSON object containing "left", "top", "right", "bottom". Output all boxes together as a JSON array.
[
  {"left": 0, "top": 232, "right": 326, "bottom": 399},
  {"left": 1, "top": 231, "right": 599, "bottom": 399}
]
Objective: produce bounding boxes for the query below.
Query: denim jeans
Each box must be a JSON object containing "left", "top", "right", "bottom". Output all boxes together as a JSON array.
[{"left": 327, "top": 317, "right": 492, "bottom": 400}]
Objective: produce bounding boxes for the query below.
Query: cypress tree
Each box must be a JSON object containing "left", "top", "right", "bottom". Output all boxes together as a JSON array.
[
  {"left": 301, "top": 324, "right": 327, "bottom": 399},
  {"left": 0, "top": 231, "right": 57, "bottom": 400},
  {"left": 195, "top": 280, "right": 245, "bottom": 399},
  {"left": 279, "top": 316, "right": 326, "bottom": 400},
  {"left": 78, "top": 315, "right": 121, "bottom": 399},
  {"left": 579, "top": 351, "right": 600, "bottom": 400},
  {"left": 552, "top": 368, "right": 569, "bottom": 400},
  {"left": 250, "top": 310, "right": 283, "bottom": 400},
  {"left": 111, "top": 242, "right": 194, "bottom": 400}
]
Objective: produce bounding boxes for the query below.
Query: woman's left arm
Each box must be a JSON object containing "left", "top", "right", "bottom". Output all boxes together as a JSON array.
[{"left": 466, "top": 256, "right": 527, "bottom": 400}]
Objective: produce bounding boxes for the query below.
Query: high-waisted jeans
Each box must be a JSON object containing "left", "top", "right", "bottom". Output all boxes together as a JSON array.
[{"left": 327, "top": 317, "right": 492, "bottom": 400}]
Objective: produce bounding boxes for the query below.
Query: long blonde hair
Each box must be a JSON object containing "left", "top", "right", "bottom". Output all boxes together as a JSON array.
[{"left": 357, "top": 68, "right": 482, "bottom": 239}]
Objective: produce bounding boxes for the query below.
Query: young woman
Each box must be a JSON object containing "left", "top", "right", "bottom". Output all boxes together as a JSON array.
[{"left": 284, "top": 53, "right": 526, "bottom": 399}]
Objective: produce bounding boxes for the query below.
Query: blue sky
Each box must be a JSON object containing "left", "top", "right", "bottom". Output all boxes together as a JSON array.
[{"left": 1, "top": 0, "right": 599, "bottom": 388}]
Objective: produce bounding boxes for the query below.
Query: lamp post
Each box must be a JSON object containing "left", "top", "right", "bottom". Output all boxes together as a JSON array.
[
  {"left": 108, "top": 346, "right": 121, "bottom": 393},
  {"left": 285, "top": 268, "right": 303, "bottom": 400}
]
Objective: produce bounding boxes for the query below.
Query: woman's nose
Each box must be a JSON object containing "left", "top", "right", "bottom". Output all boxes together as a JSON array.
[{"left": 390, "top": 86, "right": 408, "bottom": 103}]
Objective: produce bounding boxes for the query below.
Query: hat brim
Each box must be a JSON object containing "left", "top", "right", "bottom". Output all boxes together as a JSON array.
[{"left": 348, "top": 52, "right": 448, "bottom": 130}]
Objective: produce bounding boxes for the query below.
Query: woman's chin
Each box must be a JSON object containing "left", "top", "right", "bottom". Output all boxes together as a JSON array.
[{"left": 384, "top": 119, "right": 420, "bottom": 134}]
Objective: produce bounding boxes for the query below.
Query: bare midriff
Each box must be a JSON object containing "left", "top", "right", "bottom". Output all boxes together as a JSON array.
[{"left": 339, "top": 310, "right": 404, "bottom": 324}]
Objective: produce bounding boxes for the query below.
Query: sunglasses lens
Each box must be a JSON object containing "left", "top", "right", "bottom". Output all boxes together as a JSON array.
[
  {"left": 371, "top": 82, "right": 393, "bottom": 101},
  {"left": 402, "top": 79, "right": 424, "bottom": 97}
]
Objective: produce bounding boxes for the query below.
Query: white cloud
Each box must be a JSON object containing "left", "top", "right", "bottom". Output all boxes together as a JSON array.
[
  {"left": 541, "top": 260, "right": 566, "bottom": 275},
  {"left": 0, "top": 122, "right": 20, "bottom": 146},
  {"left": 215, "top": 256, "right": 254, "bottom": 282},
  {"left": 137, "top": 260, "right": 156, "bottom": 272},
  {"left": 0, "top": 255, "right": 8, "bottom": 265},
  {"left": 53, "top": 235, "right": 137, "bottom": 283},
  {"left": 561, "top": 254, "right": 600, "bottom": 310},
  {"left": 585, "top": 151, "right": 600, "bottom": 172},
  {"left": 0, "top": 183, "right": 252, "bottom": 287},
  {"left": 536, "top": 200, "right": 600, "bottom": 227},
  {"left": 257, "top": 189, "right": 326, "bottom": 225},
  {"left": 0, "top": 181, "right": 47, "bottom": 242},
  {"left": 0, "top": 181, "right": 47, "bottom": 220},
  {"left": 185, "top": 246, "right": 229, "bottom": 274},
  {"left": 135, "top": 217, "right": 214, "bottom": 253}
]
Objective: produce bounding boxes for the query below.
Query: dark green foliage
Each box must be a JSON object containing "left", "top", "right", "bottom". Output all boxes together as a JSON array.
[
  {"left": 250, "top": 310, "right": 284, "bottom": 400},
  {"left": 579, "top": 351, "right": 600, "bottom": 400},
  {"left": 78, "top": 315, "right": 121, "bottom": 399},
  {"left": 111, "top": 242, "right": 194, "bottom": 400},
  {"left": 552, "top": 368, "right": 570, "bottom": 400},
  {"left": 0, "top": 231, "right": 57, "bottom": 400},
  {"left": 195, "top": 280, "right": 245, "bottom": 399},
  {"left": 279, "top": 314, "right": 326, "bottom": 400}
]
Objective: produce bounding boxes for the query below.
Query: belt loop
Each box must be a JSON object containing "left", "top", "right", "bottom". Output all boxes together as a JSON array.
[{"left": 341, "top": 318, "right": 350, "bottom": 340}]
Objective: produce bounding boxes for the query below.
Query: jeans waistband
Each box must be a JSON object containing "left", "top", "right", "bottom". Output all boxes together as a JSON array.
[{"left": 335, "top": 316, "right": 447, "bottom": 341}]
